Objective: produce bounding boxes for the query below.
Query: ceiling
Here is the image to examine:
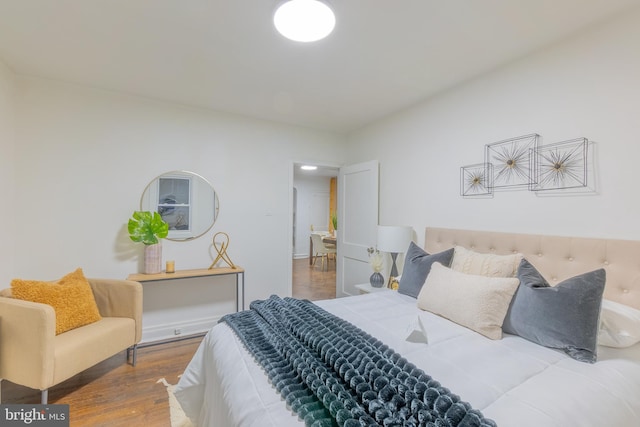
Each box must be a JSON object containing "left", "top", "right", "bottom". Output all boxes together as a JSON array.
[{"left": 0, "top": 0, "right": 638, "bottom": 134}]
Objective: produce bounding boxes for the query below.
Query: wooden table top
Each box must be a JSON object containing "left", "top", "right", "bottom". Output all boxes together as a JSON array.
[
  {"left": 322, "top": 236, "right": 336, "bottom": 245},
  {"left": 127, "top": 266, "right": 244, "bottom": 282}
]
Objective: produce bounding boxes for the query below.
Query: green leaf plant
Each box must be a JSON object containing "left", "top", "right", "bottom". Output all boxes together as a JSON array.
[{"left": 128, "top": 211, "right": 169, "bottom": 245}]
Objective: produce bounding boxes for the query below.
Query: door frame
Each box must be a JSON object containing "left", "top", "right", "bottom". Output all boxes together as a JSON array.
[{"left": 288, "top": 160, "right": 341, "bottom": 296}]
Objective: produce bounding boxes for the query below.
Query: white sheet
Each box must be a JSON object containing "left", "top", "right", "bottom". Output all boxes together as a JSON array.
[{"left": 175, "top": 292, "right": 640, "bottom": 427}]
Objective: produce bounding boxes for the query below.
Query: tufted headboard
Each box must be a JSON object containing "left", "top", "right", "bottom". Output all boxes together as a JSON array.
[{"left": 424, "top": 227, "right": 640, "bottom": 310}]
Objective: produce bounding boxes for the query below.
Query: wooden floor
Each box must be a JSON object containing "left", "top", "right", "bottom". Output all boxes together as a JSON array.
[
  {"left": 291, "top": 256, "right": 336, "bottom": 301},
  {"left": 0, "top": 257, "right": 334, "bottom": 426},
  {"left": 1, "top": 336, "right": 202, "bottom": 426}
]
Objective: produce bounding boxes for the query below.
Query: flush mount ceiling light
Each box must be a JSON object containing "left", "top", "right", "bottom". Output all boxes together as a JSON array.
[
  {"left": 273, "top": 0, "right": 336, "bottom": 42},
  {"left": 300, "top": 165, "right": 318, "bottom": 170}
]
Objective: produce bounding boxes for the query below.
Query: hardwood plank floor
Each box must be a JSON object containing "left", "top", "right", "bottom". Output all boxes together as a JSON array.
[
  {"left": 292, "top": 256, "right": 336, "bottom": 301},
  {"left": 1, "top": 257, "right": 333, "bottom": 426},
  {"left": 1, "top": 337, "right": 202, "bottom": 427}
]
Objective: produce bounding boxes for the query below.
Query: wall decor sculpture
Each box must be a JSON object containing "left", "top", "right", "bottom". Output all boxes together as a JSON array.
[
  {"left": 460, "top": 133, "right": 593, "bottom": 197},
  {"left": 460, "top": 163, "right": 493, "bottom": 197},
  {"left": 532, "top": 137, "right": 588, "bottom": 191},
  {"left": 209, "top": 231, "right": 237, "bottom": 269},
  {"left": 485, "top": 133, "right": 539, "bottom": 190}
]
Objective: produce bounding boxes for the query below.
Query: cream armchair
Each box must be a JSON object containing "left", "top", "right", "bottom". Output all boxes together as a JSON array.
[{"left": 0, "top": 278, "right": 142, "bottom": 404}]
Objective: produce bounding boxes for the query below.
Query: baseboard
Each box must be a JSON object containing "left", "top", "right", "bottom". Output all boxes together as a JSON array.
[{"left": 141, "top": 315, "right": 221, "bottom": 344}]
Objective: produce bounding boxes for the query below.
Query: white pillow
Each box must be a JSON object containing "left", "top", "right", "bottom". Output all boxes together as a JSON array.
[
  {"left": 450, "top": 246, "right": 522, "bottom": 277},
  {"left": 598, "top": 299, "right": 640, "bottom": 348},
  {"left": 417, "top": 262, "right": 520, "bottom": 340}
]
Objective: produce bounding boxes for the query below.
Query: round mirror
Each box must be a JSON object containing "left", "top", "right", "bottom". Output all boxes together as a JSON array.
[{"left": 140, "top": 171, "right": 219, "bottom": 241}]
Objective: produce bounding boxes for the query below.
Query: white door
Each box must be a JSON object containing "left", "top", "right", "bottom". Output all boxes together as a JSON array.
[{"left": 336, "top": 160, "right": 379, "bottom": 297}]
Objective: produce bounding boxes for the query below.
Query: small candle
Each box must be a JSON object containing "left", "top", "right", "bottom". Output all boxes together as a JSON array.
[{"left": 166, "top": 260, "right": 175, "bottom": 273}]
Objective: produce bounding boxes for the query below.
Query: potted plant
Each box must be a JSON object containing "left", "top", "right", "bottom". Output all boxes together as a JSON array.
[
  {"left": 330, "top": 212, "right": 338, "bottom": 235},
  {"left": 128, "top": 211, "right": 169, "bottom": 274}
]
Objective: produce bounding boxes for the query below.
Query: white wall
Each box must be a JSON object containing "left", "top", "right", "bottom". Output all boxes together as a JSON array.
[
  {"left": 347, "top": 8, "right": 640, "bottom": 247},
  {"left": 7, "top": 7, "right": 640, "bottom": 340},
  {"left": 10, "top": 76, "right": 346, "bottom": 340},
  {"left": 0, "top": 59, "right": 16, "bottom": 287}
]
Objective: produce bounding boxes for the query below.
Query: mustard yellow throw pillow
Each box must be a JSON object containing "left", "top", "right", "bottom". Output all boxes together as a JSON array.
[{"left": 11, "top": 268, "right": 102, "bottom": 335}]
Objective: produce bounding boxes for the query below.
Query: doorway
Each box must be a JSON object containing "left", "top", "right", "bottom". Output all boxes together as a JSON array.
[{"left": 292, "top": 162, "right": 339, "bottom": 300}]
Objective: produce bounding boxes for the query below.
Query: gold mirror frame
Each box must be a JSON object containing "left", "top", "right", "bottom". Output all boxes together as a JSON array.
[{"left": 140, "top": 171, "right": 219, "bottom": 241}]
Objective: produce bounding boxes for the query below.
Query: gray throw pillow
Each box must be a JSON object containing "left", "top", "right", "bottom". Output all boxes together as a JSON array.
[
  {"left": 503, "top": 258, "right": 606, "bottom": 363},
  {"left": 398, "top": 242, "right": 454, "bottom": 298}
]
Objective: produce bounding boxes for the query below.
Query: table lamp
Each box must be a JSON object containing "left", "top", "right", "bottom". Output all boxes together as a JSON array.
[{"left": 377, "top": 225, "right": 413, "bottom": 285}]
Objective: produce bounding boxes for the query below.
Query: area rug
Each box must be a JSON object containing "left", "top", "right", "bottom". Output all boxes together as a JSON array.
[{"left": 157, "top": 377, "right": 194, "bottom": 427}]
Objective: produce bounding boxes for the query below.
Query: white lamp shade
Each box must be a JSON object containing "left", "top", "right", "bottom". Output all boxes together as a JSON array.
[{"left": 377, "top": 225, "right": 412, "bottom": 254}]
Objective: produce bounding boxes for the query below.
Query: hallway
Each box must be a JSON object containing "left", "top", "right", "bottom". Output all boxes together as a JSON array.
[{"left": 292, "top": 257, "right": 336, "bottom": 301}]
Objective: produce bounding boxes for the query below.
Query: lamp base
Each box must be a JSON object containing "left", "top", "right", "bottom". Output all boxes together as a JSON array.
[{"left": 388, "top": 252, "right": 400, "bottom": 287}]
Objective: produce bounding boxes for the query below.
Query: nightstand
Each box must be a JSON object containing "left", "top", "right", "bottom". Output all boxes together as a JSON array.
[{"left": 355, "top": 283, "right": 391, "bottom": 294}]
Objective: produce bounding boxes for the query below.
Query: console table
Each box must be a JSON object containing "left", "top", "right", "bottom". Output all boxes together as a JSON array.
[{"left": 127, "top": 266, "right": 245, "bottom": 312}]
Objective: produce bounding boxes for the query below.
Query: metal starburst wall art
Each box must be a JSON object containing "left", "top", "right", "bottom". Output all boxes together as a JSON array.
[
  {"left": 460, "top": 163, "right": 493, "bottom": 197},
  {"left": 533, "top": 138, "right": 588, "bottom": 191},
  {"left": 485, "top": 134, "right": 539, "bottom": 190},
  {"left": 460, "top": 134, "right": 591, "bottom": 197}
]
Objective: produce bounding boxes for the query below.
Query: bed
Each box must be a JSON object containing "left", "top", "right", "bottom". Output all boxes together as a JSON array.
[{"left": 175, "top": 227, "right": 640, "bottom": 426}]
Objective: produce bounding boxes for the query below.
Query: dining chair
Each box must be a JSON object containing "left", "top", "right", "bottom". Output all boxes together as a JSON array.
[{"left": 310, "top": 233, "right": 337, "bottom": 271}]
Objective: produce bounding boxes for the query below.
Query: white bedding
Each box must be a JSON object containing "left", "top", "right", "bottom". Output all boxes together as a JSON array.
[{"left": 175, "top": 291, "right": 640, "bottom": 427}]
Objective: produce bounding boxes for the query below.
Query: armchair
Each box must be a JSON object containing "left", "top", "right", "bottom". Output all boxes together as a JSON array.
[{"left": 0, "top": 278, "right": 142, "bottom": 404}]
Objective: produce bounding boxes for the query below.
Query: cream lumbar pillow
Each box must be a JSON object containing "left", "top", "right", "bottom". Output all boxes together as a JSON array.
[
  {"left": 11, "top": 268, "right": 102, "bottom": 335},
  {"left": 417, "top": 262, "right": 519, "bottom": 339},
  {"left": 450, "top": 246, "right": 522, "bottom": 277}
]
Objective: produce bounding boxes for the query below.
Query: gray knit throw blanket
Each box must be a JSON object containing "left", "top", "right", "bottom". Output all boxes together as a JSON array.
[{"left": 221, "top": 296, "right": 497, "bottom": 427}]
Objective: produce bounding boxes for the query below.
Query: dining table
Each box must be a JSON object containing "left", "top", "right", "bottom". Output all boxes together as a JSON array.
[{"left": 322, "top": 235, "right": 336, "bottom": 245}]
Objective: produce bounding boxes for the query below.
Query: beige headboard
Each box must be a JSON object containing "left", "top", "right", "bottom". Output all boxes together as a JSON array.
[{"left": 424, "top": 227, "right": 640, "bottom": 310}]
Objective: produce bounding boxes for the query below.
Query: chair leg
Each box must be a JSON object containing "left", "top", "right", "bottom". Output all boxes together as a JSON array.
[
  {"left": 41, "top": 389, "right": 48, "bottom": 404},
  {"left": 127, "top": 344, "right": 138, "bottom": 366}
]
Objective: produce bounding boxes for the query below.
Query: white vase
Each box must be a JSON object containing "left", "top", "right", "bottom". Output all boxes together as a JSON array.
[{"left": 144, "top": 242, "right": 162, "bottom": 274}]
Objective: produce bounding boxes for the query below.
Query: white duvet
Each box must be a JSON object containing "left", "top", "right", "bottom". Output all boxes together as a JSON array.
[{"left": 175, "top": 291, "right": 640, "bottom": 427}]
